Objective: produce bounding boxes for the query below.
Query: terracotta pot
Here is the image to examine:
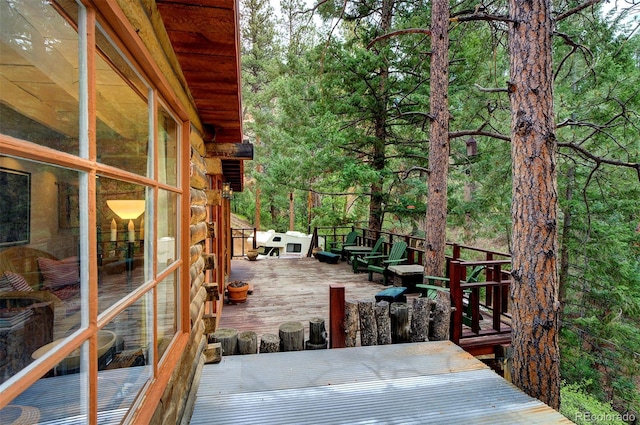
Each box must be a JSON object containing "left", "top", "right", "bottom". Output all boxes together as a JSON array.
[
  {"left": 227, "top": 281, "right": 249, "bottom": 303},
  {"left": 247, "top": 249, "right": 258, "bottom": 261}
]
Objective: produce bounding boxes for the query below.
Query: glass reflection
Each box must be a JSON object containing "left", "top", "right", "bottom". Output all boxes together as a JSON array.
[
  {"left": 98, "top": 296, "right": 152, "bottom": 421},
  {"left": 97, "top": 177, "right": 149, "bottom": 313},
  {"left": 157, "top": 272, "right": 177, "bottom": 360},
  {"left": 158, "top": 105, "right": 179, "bottom": 186},
  {"left": 0, "top": 156, "right": 82, "bottom": 384},
  {"left": 157, "top": 189, "right": 178, "bottom": 272},
  {"left": 0, "top": 0, "right": 80, "bottom": 154},
  {"left": 95, "top": 27, "right": 150, "bottom": 176}
]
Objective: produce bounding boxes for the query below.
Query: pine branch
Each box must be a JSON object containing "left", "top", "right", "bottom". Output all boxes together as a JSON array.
[
  {"left": 449, "top": 129, "right": 510, "bottom": 142},
  {"left": 450, "top": 13, "right": 516, "bottom": 24},
  {"left": 367, "top": 28, "right": 432, "bottom": 49},
  {"left": 555, "top": 0, "right": 602, "bottom": 22},
  {"left": 558, "top": 142, "right": 640, "bottom": 181},
  {"left": 474, "top": 83, "right": 509, "bottom": 93}
]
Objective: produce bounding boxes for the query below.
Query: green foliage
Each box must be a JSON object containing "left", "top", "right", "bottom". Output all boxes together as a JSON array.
[
  {"left": 237, "top": 0, "right": 640, "bottom": 416},
  {"left": 561, "top": 382, "right": 629, "bottom": 425}
]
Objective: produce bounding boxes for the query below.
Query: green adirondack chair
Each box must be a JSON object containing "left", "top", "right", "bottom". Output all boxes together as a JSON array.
[
  {"left": 417, "top": 265, "right": 485, "bottom": 326},
  {"left": 351, "top": 237, "right": 385, "bottom": 273},
  {"left": 328, "top": 231, "right": 358, "bottom": 259},
  {"left": 366, "top": 241, "right": 407, "bottom": 285}
]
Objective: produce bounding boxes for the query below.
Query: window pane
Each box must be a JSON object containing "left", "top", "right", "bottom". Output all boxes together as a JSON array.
[
  {"left": 0, "top": 0, "right": 80, "bottom": 154},
  {"left": 158, "top": 105, "right": 179, "bottom": 186},
  {"left": 99, "top": 297, "right": 152, "bottom": 421},
  {"left": 0, "top": 367, "right": 84, "bottom": 423},
  {"left": 97, "top": 177, "right": 149, "bottom": 313},
  {"left": 157, "top": 189, "right": 178, "bottom": 272},
  {"left": 157, "top": 272, "right": 177, "bottom": 360},
  {"left": 95, "top": 28, "right": 149, "bottom": 177},
  {"left": 0, "top": 156, "right": 82, "bottom": 384}
]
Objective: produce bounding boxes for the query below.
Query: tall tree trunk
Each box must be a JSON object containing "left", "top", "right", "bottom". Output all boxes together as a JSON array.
[
  {"left": 508, "top": 0, "right": 561, "bottom": 410},
  {"left": 423, "top": 0, "right": 450, "bottom": 277},
  {"left": 367, "top": 0, "right": 394, "bottom": 233}
]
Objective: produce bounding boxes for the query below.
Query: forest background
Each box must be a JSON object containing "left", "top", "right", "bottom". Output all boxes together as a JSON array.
[{"left": 232, "top": 0, "right": 639, "bottom": 422}]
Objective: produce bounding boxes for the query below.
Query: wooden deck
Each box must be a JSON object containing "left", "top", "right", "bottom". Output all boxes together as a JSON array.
[
  {"left": 220, "top": 256, "right": 413, "bottom": 340},
  {"left": 221, "top": 257, "right": 512, "bottom": 355}
]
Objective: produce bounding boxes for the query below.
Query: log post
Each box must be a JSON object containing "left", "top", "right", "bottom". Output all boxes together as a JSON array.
[
  {"left": 358, "top": 300, "right": 377, "bottom": 346},
  {"left": 344, "top": 300, "right": 359, "bottom": 347},
  {"left": 449, "top": 260, "right": 463, "bottom": 343},
  {"left": 329, "top": 285, "right": 346, "bottom": 348},
  {"left": 259, "top": 333, "right": 280, "bottom": 353},
  {"left": 410, "top": 297, "right": 432, "bottom": 342},
  {"left": 432, "top": 290, "right": 452, "bottom": 341},
  {"left": 211, "top": 328, "right": 238, "bottom": 356},
  {"left": 279, "top": 321, "right": 304, "bottom": 351},
  {"left": 390, "top": 302, "right": 410, "bottom": 343},
  {"left": 306, "top": 317, "right": 328, "bottom": 350},
  {"left": 375, "top": 301, "right": 392, "bottom": 345},
  {"left": 238, "top": 331, "right": 258, "bottom": 355}
]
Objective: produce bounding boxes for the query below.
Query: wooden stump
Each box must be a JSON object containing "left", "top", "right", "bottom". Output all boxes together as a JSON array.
[
  {"left": 238, "top": 331, "right": 258, "bottom": 355},
  {"left": 259, "top": 333, "right": 280, "bottom": 353},
  {"left": 390, "top": 302, "right": 410, "bottom": 343},
  {"left": 410, "top": 297, "right": 432, "bottom": 342},
  {"left": 204, "top": 342, "right": 222, "bottom": 364},
  {"left": 432, "top": 290, "right": 452, "bottom": 341},
  {"left": 211, "top": 328, "right": 238, "bottom": 356},
  {"left": 344, "top": 300, "right": 359, "bottom": 347},
  {"left": 358, "top": 300, "right": 377, "bottom": 346},
  {"left": 306, "top": 318, "right": 327, "bottom": 349},
  {"left": 279, "top": 321, "right": 304, "bottom": 351},
  {"left": 375, "top": 301, "right": 392, "bottom": 345}
]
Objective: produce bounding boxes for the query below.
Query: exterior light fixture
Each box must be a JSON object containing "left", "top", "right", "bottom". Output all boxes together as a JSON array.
[{"left": 222, "top": 182, "right": 233, "bottom": 199}]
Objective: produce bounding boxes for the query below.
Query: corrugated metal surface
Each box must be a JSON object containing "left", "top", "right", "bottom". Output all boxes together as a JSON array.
[{"left": 190, "top": 341, "right": 572, "bottom": 424}]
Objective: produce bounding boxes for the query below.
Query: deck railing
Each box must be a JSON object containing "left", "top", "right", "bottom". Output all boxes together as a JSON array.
[
  {"left": 232, "top": 224, "right": 512, "bottom": 354},
  {"left": 314, "top": 226, "right": 513, "bottom": 354}
]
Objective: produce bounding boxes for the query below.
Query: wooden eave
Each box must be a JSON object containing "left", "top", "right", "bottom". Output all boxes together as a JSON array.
[{"left": 156, "top": 0, "right": 247, "bottom": 191}]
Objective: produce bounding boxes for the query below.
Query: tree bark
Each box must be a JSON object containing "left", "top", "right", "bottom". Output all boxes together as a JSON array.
[
  {"left": 358, "top": 300, "right": 378, "bottom": 346},
  {"left": 259, "top": 333, "right": 280, "bottom": 353},
  {"left": 509, "top": 0, "right": 561, "bottom": 409},
  {"left": 367, "top": 0, "right": 394, "bottom": 233},
  {"left": 279, "top": 321, "right": 305, "bottom": 351},
  {"left": 375, "top": 301, "right": 392, "bottom": 345},
  {"left": 344, "top": 299, "right": 359, "bottom": 347},
  {"left": 423, "top": 0, "right": 450, "bottom": 277},
  {"left": 238, "top": 331, "right": 258, "bottom": 354}
]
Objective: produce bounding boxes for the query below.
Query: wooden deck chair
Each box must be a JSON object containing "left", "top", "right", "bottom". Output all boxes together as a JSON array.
[
  {"left": 366, "top": 241, "right": 407, "bottom": 285},
  {"left": 328, "top": 231, "right": 358, "bottom": 259},
  {"left": 351, "top": 237, "right": 385, "bottom": 273}
]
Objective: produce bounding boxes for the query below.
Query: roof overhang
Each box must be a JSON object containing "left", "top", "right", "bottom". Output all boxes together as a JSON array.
[{"left": 156, "top": 0, "right": 248, "bottom": 191}]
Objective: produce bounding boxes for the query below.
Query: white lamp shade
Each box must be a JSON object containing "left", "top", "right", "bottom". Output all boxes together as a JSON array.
[{"left": 107, "top": 200, "right": 146, "bottom": 219}]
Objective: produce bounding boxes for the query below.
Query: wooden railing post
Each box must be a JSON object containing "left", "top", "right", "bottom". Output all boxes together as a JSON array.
[
  {"left": 449, "top": 261, "right": 463, "bottom": 344},
  {"left": 485, "top": 252, "right": 493, "bottom": 306},
  {"left": 492, "top": 264, "right": 502, "bottom": 332},
  {"left": 329, "top": 285, "right": 346, "bottom": 348},
  {"left": 452, "top": 243, "right": 461, "bottom": 260}
]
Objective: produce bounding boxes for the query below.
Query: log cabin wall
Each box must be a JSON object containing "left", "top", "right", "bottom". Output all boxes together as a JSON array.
[
  {"left": 101, "top": 2, "right": 234, "bottom": 423},
  {"left": 148, "top": 143, "right": 220, "bottom": 424}
]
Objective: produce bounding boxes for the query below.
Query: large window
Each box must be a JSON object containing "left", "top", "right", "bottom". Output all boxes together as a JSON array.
[{"left": 0, "top": 1, "right": 184, "bottom": 422}]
